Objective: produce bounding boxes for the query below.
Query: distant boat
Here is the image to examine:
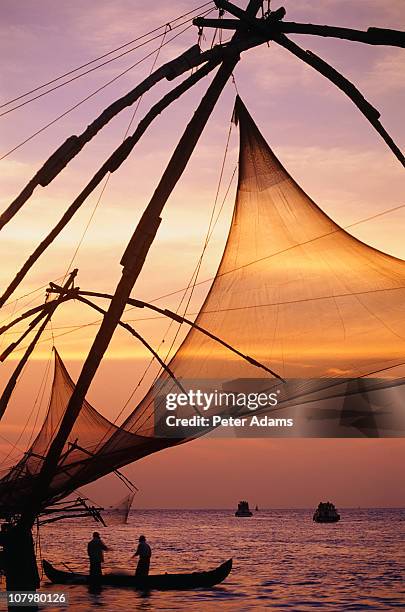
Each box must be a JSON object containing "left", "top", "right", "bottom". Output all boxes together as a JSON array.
[
  {"left": 313, "top": 501, "right": 340, "bottom": 523},
  {"left": 235, "top": 501, "right": 253, "bottom": 517}
]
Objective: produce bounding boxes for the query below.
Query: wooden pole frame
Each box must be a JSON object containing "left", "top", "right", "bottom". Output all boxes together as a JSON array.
[
  {"left": 0, "top": 270, "right": 77, "bottom": 421},
  {"left": 18, "top": 0, "right": 265, "bottom": 529},
  {"left": 211, "top": 0, "right": 405, "bottom": 165},
  {"left": 1, "top": 0, "right": 403, "bottom": 236}
]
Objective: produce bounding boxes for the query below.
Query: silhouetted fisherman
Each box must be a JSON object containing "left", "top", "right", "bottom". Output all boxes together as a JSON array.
[
  {"left": 132, "top": 535, "right": 152, "bottom": 577},
  {"left": 87, "top": 531, "right": 109, "bottom": 581}
]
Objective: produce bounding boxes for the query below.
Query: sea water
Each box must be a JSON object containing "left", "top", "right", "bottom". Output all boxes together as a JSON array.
[{"left": 5, "top": 508, "right": 404, "bottom": 611}]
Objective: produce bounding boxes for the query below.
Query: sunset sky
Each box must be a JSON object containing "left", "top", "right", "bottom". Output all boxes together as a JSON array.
[{"left": 0, "top": 0, "right": 404, "bottom": 508}]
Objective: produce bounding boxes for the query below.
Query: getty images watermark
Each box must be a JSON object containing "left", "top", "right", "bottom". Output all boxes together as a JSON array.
[
  {"left": 154, "top": 380, "right": 294, "bottom": 438},
  {"left": 154, "top": 376, "right": 405, "bottom": 438}
]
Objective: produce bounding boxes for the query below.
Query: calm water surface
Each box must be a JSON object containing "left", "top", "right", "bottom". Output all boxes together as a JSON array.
[{"left": 10, "top": 509, "right": 405, "bottom": 611}]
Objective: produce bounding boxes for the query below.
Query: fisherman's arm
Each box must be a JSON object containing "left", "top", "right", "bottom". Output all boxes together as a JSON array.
[{"left": 131, "top": 545, "right": 141, "bottom": 559}]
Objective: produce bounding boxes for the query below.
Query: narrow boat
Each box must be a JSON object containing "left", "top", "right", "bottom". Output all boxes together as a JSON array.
[{"left": 42, "top": 558, "right": 232, "bottom": 590}]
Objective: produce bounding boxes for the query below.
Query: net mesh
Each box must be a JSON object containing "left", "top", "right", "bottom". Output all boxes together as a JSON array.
[
  {"left": 1, "top": 96, "right": 405, "bottom": 516},
  {"left": 106, "top": 492, "right": 135, "bottom": 525},
  {"left": 117, "top": 96, "right": 405, "bottom": 437},
  {"left": 0, "top": 351, "right": 173, "bottom": 514}
]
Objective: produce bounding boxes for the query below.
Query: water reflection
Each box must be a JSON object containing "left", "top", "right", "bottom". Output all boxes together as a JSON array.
[{"left": 39, "top": 508, "right": 405, "bottom": 611}]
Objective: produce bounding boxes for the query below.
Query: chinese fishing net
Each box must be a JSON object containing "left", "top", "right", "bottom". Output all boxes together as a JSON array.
[{"left": 1, "top": 96, "right": 405, "bottom": 516}]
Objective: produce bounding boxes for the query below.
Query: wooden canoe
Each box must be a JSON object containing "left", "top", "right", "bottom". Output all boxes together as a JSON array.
[{"left": 42, "top": 558, "right": 232, "bottom": 590}]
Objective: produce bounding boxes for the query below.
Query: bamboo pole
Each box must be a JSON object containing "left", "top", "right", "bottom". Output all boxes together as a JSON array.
[
  {"left": 0, "top": 309, "right": 51, "bottom": 362},
  {"left": 214, "top": 0, "right": 405, "bottom": 166},
  {"left": 0, "top": 302, "right": 49, "bottom": 336},
  {"left": 0, "top": 57, "right": 220, "bottom": 309},
  {"left": 50, "top": 287, "right": 285, "bottom": 382},
  {"left": 2, "top": 8, "right": 403, "bottom": 233},
  {"left": 0, "top": 270, "right": 77, "bottom": 421},
  {"left": 1, "top": 30, "right": 277, "bottom": 309},
  {"left": 75, "top": 295, "right": 187, "bottom": 395},
  {"left": 0, "top": 34, "right": 262, "bottom": 232},
  {"left": 280, "top": 22, "right": 405, "bottom": 47},
  {"left": 274, "top": 34, "right": 404, "bottom": 166},
  {"left": 0, "top": 45, "right": 202, "bottom": 231},
  {"left": 19, "top": 0, "right": 264, "bottom": 530},
  {"left": 194, "top": 17, "right": 405, "bottom": 47}
]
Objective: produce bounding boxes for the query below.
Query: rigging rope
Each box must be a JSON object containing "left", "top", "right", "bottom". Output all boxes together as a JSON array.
[
  {"left": 62, "top": 26, "right": 170, "bottom": 280},
  {"left": 115, "top": 116, "right": 235, "bottom": 422},
  {"left": 3, "top": 199, "right": 404, "bottom": 346},
  {"left": 111, "top": 165, "right": 238, "bottom": 423},
  {"left": 0, "top": 275, "right": 66, "bottom": 318},
  {"left": 158, "top": 118, "right": 234, "bottom": 365},
  {"left": 7, "top": 282, "right": 405, "bottom": 346},
  {"left": 115, "top": 116, "right": 236, "bottom": 424},
  {"left": 0, "top": 3, "right": 214, "bottom": 115},
  {"left": 0, "top": 352, "right": 52, "bottom": 469},
  {"left": 143, "top": 201, "right": 405, "bottom": 305},
  {"left": 0, "top": 11, "right": 213, "bottom": 162}
]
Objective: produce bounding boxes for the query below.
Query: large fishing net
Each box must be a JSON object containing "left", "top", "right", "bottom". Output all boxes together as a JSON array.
[
  {"left": 118, "top": 96, "right": 405, "bottom": 438},
  {"left": 1, "top": 96, "right": 404, "bottom": 516},
  {"left": 0, "top": 351, "right": 172, "bottom": 514}
]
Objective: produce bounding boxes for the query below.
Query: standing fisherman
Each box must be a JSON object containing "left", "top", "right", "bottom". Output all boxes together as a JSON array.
[
  {"left": 87, "top": 531, "right": 109, "bottom": 581},
  {"left": 131, "top": 535, "right": 152, "bottom": 577}
]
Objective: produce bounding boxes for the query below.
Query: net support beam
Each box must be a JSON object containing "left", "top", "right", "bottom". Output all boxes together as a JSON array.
[
  {"left": 18, "top": 0, "right": 265, "bottom": 530},
  {"left": 195, "top": 16, "right": 405, "bottom": 47},
  {"left": 0, "top": 270, "right": 77, "bottom": 422},
  {"left": 75, "top": 295, "right": 188, "bottom": 395},
  {"left": 213, "top": 0, "right": 405, "bottom": 166},
  {"left": 0, "top": 60, "right": 220, "bottom": 308},
  {"left": 0, "top": 26, "right": 273, "bottom": 233},
  {"left": 65, "top": 288, "right": 285, "bottom": 382}
]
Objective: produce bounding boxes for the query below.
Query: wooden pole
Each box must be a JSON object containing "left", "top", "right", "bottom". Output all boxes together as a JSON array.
[
  {"left": 0, "top": 57, "right": 220, "bottom": 308},
  {"left": 0, "top": 45, "right": 202, "bottom": 231},
  {"left": 280, "top": 23, "right": 405, "bottom": 47},
  {"left": 0, "top": 33, "right": 261, "bottom": 232},
  {"left": 46, "top": 285, "right": 285, "bottom": 381},
  {"left": 2, "top": 10, "right": 403, "bottom": 233},
  {"left": 19, "top": 0, "right": 264, "bottom": 530},
  {"left": 0, "top": 270, "right": 77, "bottom": 421},
  {"left": 194, "top": 17, "right": 405, "bottom": 47},
  {"left": 1, "top": 30, "right": 278, "bottom": 308},
  {"left": 214, "top": 0, "right": 405, "bottom": 166},
  {"left": 75, "top": 295, "right": 187, "bottom": 394},
  {"left": 274, "top": 34, "right": 405, "bottom": 166},
  {"left": 0, "top": 302, "right": 50, "bottom": 337}
]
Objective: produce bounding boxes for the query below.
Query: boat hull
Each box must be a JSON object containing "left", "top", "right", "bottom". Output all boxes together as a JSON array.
[
  {"left": 42, "top": 558, "right": 232, "bottom": 590},
  {"left": 313, "top": 516, "right": 340, "bottom": 523}
]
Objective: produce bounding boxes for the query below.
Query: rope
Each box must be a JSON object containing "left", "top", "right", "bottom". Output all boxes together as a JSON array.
[
  {"left": 7, "top": 281, "right": 405, "bottom": 348},
  {"left": 5, "top": 197, "right": 404, "bottom": 344},
  {"left": 231, "top": 73, "right": 239, "bottom": 95},
  {"left": 210, "top": 8, "right": 225, "bottom": 48},
  {"left": 0, "top": 3, "right": 214, "bottom": 115},
  {"left": 158, "top": 118, "right": 234, "bottom": 366},
  {"left": 0, "top": 350, "right": 52, "bottom": 469},
  {"left": 25, "top": 353, "right": 53, "bottom": 450},
  {"left": 142, "top": 201, "right": 405, "bottom": 305},
  {"left": 0, "top": 275, "right": 66, "bottom": 317},
  {"left": 0, "top": 11, "right": 213, "bottom": 162},
  {"left": 0, "top": 296, "right": 18, "bottom": 353},
  {"left": 116, "top": 117, "right": 235, "bottom": 424},
  {"left": 62, "top": 26, "right": 170, "bottom": 281}
]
